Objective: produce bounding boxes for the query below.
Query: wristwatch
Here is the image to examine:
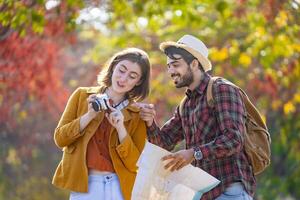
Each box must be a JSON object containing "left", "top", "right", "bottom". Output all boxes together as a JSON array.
[{"left": 193, "top": 147, "right": 203, "bottom": 161}]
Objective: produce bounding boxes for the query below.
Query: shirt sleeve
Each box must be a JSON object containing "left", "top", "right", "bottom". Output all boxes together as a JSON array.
[
  {"left": 115, "top": 117, "right": 147, "bottom": 172},
  {"left": 146, "top": 107, "right": 185, "bottom": 151},
  {"left": 199, "top": 82, "right": 246, "bottom": 160},
  {"left": 54, "top": 88, "right": 86, "bottom": 148}
]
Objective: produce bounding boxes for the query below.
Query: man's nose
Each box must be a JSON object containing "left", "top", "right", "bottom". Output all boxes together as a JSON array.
[{"left": 167, "top": 66, "right": 174, "bottom": 74}]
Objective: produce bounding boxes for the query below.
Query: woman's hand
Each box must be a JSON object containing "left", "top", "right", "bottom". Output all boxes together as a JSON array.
[
  {"left": 86, "top": 94, "right": 98, "bottom": 118},
  {"left": 105, "top": 103, "right": 124, "bottom": 130},
  {"left": 79, "top": 94, "right": 99, "bottom": 132},
  {"left": 105, "top": 104, "right": 127, "bottom": 142}
]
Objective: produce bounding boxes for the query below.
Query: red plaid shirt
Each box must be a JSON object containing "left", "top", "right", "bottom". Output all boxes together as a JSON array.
[{"left": 147, "top": 74, "right": 256, "bottom": 200}]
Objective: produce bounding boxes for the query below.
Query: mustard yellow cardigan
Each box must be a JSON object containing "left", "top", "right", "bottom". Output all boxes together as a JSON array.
[{"left": 52, "top": 87, "right": 147, "bottom": 200}]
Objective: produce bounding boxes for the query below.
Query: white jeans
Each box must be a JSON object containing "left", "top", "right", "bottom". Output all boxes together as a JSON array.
[
  {"left": 215, "top": 182, "right": 253, "bottom": 200},
  {"left": 69, "top": 173, "right": 124, "bottom": 200}
]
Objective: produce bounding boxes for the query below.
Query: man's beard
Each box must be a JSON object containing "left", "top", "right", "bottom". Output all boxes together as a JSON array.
[{"left": 174, "top": 67, "right": 194, "bottom": 88}]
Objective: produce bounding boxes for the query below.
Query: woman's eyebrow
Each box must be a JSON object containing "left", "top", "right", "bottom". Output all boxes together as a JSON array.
[
  {"left": 130, "top": 71, "right": 139, "bottom": 77},
  {"left": 120, "top": 64, "right": 140, "bottom": 76},
  {"left": 120, "top": 64, "right": 127, "bottom": 69}
]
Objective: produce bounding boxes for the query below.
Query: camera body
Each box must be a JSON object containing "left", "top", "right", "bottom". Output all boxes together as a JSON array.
[{"left": 91, "top": 93, "right": 110, "bottom": 112}]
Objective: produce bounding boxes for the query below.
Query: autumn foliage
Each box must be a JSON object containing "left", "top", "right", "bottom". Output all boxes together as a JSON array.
[
  {"left": 0, "top": 0, "right": 300, "bottom": 199},
  {"left": 0, "top": 1, "right": 83, "bottom": 127},
  {"left": 0, "top": 32, "right": 68, "bottom": 125}
]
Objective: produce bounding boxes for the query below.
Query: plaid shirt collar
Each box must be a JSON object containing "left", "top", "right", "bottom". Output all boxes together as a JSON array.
[{"left": 185, "top": 73, "right": 211, "bottom": 99}]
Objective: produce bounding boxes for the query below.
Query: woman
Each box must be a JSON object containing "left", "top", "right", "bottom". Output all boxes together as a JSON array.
[{"left": 52, "top": 48, "right": 151, "bottom": 200}]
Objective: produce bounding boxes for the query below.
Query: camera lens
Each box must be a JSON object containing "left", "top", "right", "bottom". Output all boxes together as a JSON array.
[
  {"left": 92, "top": 98, "right": 101, "bottom": 112},
  {"left": 90, "top": 94, "right": 110, "bottom": 112}
]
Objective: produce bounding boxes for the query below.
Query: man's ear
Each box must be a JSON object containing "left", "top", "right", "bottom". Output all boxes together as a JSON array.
[{"left": 190, "top": 59, "right": 199, "bottom": 71}]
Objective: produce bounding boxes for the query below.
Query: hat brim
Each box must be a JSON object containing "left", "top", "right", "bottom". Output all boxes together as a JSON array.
[{"left": 160, "top": 41, "right": 212, "bottom": 72}]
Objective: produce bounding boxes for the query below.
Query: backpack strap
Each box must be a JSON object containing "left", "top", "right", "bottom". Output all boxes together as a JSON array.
[
  {"left": 207, "top": 76, "right": 221, "bottom": 108},
  {"left": 207, "top": 76, "right": 242, "bottom": 107}
]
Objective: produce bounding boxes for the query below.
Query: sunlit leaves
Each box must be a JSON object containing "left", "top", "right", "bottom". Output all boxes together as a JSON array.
[
  {"left": 293, "top": 93, "right": 300, "bottom": 104},
  {"left": 238, "top": 53, "right": 252, "bottom": 67},
  {"left": 0, "top": 32, "right": 69, "bottom": 125},
  {"left": 271, "top": 99, "right": 282, "bottom": 111},
  {"left": 284, "top": 101, "right": 296, "bottom": 115},
  {"left": 210, "top": 47, "right": 229, "bottom": 62},
  {"left": 275, "top": 10, "right": 288, "bottom": 28},
  {"left": 0, "top": 0, "right": 84, "bottom": 36},
  {"left": 6, "top": 148, "right": 21, "bottom": 166}
]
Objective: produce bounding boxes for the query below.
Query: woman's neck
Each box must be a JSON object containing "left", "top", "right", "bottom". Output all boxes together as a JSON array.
[{"left": 105, "top": 87, "right": 125, "bottom": 105}]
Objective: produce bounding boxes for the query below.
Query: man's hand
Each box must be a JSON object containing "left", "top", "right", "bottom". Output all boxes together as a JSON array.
[
  {"left": 134, "top": 103, "right": 156, "bottom": 127},
  {"left": 161, "top": 149, "right": 194, "bottom": 172}
]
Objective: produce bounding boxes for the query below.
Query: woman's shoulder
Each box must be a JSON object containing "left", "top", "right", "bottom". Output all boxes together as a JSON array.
[
  {"left": 71, "top": 86, "right": 101, "bottom": 95},
  {"left": 82, "top": 86, "right": 101, "bottom": 94}
]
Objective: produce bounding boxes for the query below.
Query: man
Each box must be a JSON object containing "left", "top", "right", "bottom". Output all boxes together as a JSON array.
[{"left": 139, "top": 35, "right": 255, "bottom": 200}]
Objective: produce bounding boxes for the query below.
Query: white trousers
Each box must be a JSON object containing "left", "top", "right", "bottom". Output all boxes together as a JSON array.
[
  {"left": 215, "top": 182, "right": 253, "bottom": 200},
  {"left": 69, "top": 173, "right": 124, "bottom": 200}
]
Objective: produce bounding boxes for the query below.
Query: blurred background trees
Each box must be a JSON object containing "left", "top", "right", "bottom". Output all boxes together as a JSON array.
[{"left": 0, "top": 0, "right": 299, "bottom": 199}]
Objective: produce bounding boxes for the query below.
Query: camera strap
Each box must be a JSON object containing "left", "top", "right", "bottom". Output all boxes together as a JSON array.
[
  {"left": 112, "top": 99, "right": 129, "bottom": 111},
  {"left": 102, "top": 90, "right": 129, "bottom": 111}
]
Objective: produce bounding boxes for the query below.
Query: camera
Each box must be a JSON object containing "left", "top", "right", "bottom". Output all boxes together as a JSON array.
[{"left": 91, "top": 93, "right": 110, "bottom": 112}]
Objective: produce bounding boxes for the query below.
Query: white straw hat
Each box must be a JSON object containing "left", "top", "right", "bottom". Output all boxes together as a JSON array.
[{"left": 160, "top": 35, "right": 212, "bottom": 72}]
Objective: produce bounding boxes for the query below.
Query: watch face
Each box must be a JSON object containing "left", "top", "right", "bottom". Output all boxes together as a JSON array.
[{"left": 194, "top": 150, "right": 203, "bottom": 160}]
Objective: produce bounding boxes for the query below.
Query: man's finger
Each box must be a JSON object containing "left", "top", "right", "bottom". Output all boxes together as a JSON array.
[
  {"left": 132, "top": 102, "right": 145, "bottom": 109},
  {"left": 175, "top": 160, "right": 187, "bottom": 171},
  {"left": 140, "top": 113, "right": 154, "bottom": 118},
  {"left": 144, "top": 104, "right": 154, "bottom": 109},
  {"left": 161, "top": 154, "right": 174, "bottom": 161},
  {"left": 140, "top": 107, "right": 153, "bottom": 113},
  {"left": 140, "top": 109, "right": 156, "bottom": 116},
  {"left": 164, "top": 157, "right": 181, "bottom": 171},
  {"left": 170, "top": 156, "right": 185, "bottom": 171},
  {"left": 163, "top": 159, "right": 176, "bottom": 170}
]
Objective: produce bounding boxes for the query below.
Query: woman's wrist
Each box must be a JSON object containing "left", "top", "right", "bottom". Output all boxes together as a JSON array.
[
  {"left": 115, "top": 123, "right": 125, "bottom": 132},
  {"left": 87, "top": 110, "right": 97, "bottom": 120},
  {"left": 80, "top": 112, "right": 95, "bottom": 132},
  {"left": 115, "top": 123, "right": 127, "bottom": 142}
]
